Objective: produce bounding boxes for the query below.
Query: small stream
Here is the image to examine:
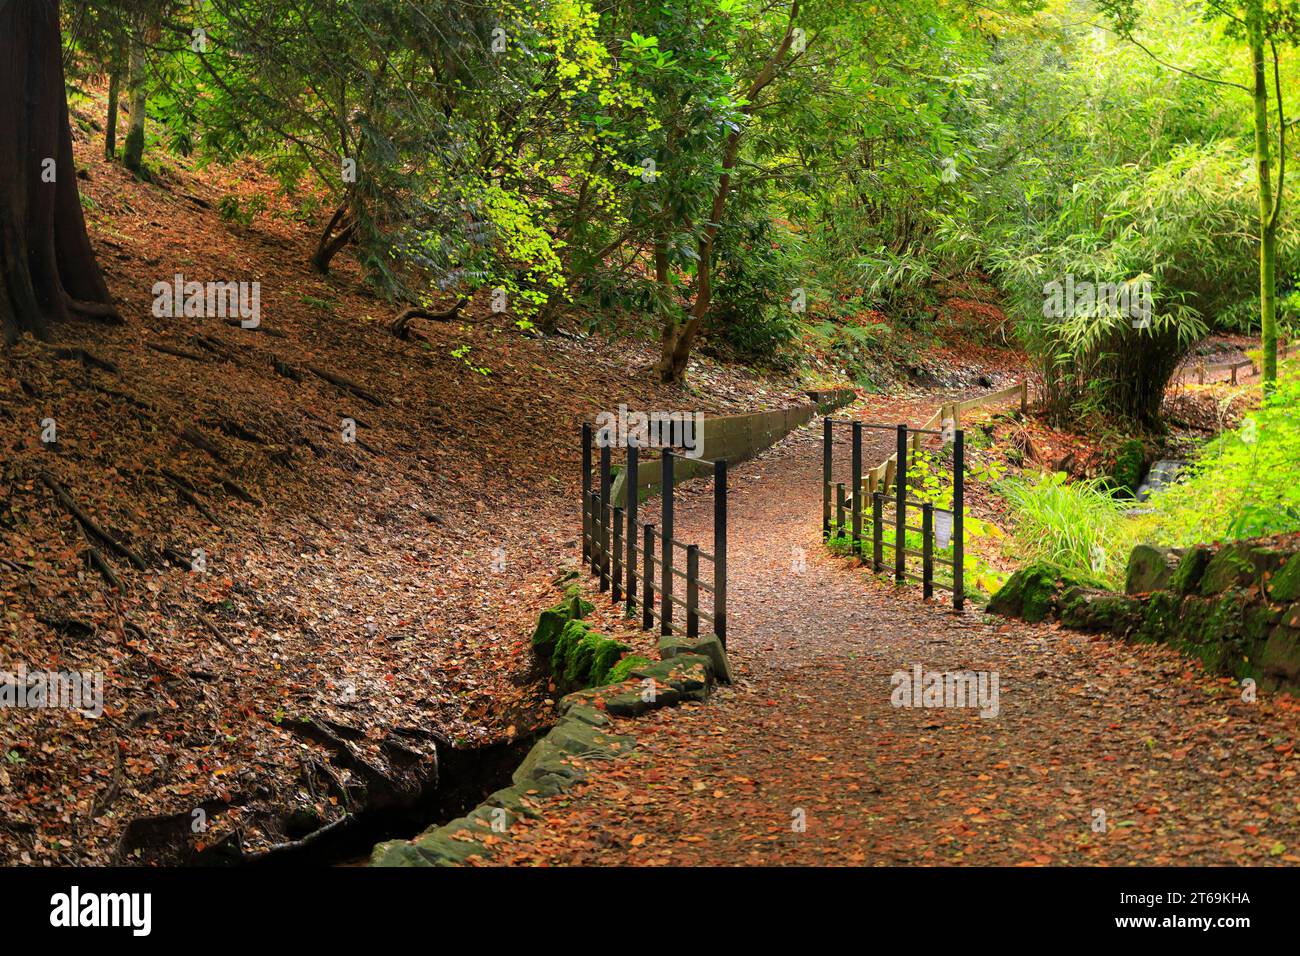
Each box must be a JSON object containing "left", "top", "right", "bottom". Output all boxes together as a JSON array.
[{"left": 249, "top": 734, "right": 540, "bottom": 867}]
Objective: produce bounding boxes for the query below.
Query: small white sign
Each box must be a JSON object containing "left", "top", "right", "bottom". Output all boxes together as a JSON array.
[{"left": 934, "top": 510, "right": 953, "bottom": 549}]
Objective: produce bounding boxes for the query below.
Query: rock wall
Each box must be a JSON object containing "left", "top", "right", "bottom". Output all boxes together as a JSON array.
[{"left": 989, "top": 536, "right": 1300, "bottom": 694}]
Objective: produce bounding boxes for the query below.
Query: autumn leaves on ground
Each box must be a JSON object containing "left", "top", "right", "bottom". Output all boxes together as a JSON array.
[
  {"left": 474, "top": 419, "right": 1300, "bottom": 866},
  {"left": 5, "top": 116, "right": 1292, "bottom": 867},
  {"left": 0, "top": 105, "right": 830, "bottom": 864}
]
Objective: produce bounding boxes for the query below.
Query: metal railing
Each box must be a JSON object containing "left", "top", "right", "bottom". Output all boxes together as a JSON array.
[
  {"left": 581, "top": 424, "right": 727, "bottom": 646},
  {"left": 822, "top": 418, "right": 965, "bottom": 610}
]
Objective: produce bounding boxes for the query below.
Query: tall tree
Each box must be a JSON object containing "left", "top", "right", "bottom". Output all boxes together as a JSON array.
[
  {"left": 0, "top": 0, "right": 119, "bottom": 345},
  {"left": 1098, "top": 0, "right": 1295, "bottom": 388}
]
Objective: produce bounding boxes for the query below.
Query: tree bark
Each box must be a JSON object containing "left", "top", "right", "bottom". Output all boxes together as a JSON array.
[
  {"left": 0, "top": 0, "right": 120, "bottom": 345},
  {"left": 105, "top": 59, "right": 121, "bottom": 162},
  {"left": 654, "top": 2, "right": 801, "bottom": 384},
  {"left": 311, "top": 200, "right": 356, "bottom": 274},
  {"left": 1249, "top": 20, "right": 1284, "bottom": 390},
  {"left": 123, "top": 16, "right": 147, "bottom": 176}
]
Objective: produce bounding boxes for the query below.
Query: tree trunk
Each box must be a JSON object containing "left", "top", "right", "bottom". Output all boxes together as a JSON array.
[
  {"left": 105, "top": 59, "right": 121, "bottom": 162},
  {"left": 1250, "top": 23, "right": 1278, "bottom": 388},
  {"left": 311, "top": 201, "right": 356, "bottom": 274},
  {"left": 0, "top": 0, "right": 120, "bottom": 345},
  {"left": 123, "top": 18, "right": 147, "bottom": 175},
  {"left": 653, "top": 2, "right": 800, "bottom": 384}
]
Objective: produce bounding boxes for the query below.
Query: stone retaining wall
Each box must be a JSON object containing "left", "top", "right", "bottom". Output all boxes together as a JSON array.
[{"left": 989, "top": 536, "right": 1300, "bottom": 694}]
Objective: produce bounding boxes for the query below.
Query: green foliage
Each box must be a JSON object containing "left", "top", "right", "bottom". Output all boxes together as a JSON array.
[
  {"left": 1141, "top": 363, "right": 1300, "bottom": 544},
  {"left": 997, "top": 472, "right": 1132, "bottom": 588}
]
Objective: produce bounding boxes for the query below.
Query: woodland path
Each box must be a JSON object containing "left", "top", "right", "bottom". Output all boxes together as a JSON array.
[{"left": 482, "top": 395, "right": 1300, "bottom": 866}]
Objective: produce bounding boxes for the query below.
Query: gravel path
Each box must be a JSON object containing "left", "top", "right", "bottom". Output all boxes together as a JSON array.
[{"left": 482, "top": 396, "right": 1300, "bottom": 866}]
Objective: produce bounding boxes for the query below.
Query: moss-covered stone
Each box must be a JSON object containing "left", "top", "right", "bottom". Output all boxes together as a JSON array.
[
  {"left": 605, "top": 654, "right": 652, "bottom": 685},
  {"left": 1111, "top": 439, "right": 1146, "bottom": 494},
  {"left": 1200, "top": 543, "right": 1257, "bottom": 595},
  {"left": 1169, "top": 546, "right": 1213, "bottom": 595},
  {"left": 1261, "top": 626, "right": 1300, "bottom": 685},
  {"left": 531, "top": 607, "right": 570, "bottom": 657},
  {"left": 988, "top": 562, "right": 1107, "bottom": 623},
  {"left": 1124, "top": 544, "right": 1178, "bottom": 595},
  {"left": 1059, "top": 588, "right": 1144, "bottom": 633},
  {"left": 551, "top": 619, "right": 589, "bottom": 675},
  {"left": 588, "top": 637, "right": 630, "bottom": 686},
  {"left": 1266, "top": 553, "right": 1300, "bottom": 603},
  {"left": 531, "top": 588, "right": 595, "bottom": 659}
]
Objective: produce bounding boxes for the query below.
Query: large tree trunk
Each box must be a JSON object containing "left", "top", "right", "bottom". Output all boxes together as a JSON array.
[
  {"left": 122, "top": 17, "right": 147, "bottom": 176},
  {"left": 0, "top": 0, "right": 120, "bottom": 345}
]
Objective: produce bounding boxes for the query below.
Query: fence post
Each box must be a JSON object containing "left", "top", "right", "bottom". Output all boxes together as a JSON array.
[
  {"left": 872, "top": 491, "right": 883, "bottom": 572},
  {"left": 851, "top": 421, "right": 863, "bottom": 558},
  {"left": 589, "top": 491, "right": 601, "bottom": 577},
  {"left": 714, "top": 458, "right": 727, "bottom": 648},
  {"left": 599, "top": 439, "right": 612, "bottom": 591},
  {"left": 626, "top": 443, "right": 638, "bottom": 614},
  {"left": 661, "top": 453, "right": 674, "bottom": 637},
  {"left": 895, "top": 424, "right": 907, "bottom": 585},
  {"left": 611, "top": 505, "right": 623, "bottom": 604},
  {"left": 581, "top": 423, "right": 592, "bottom": 565},
  {"left": 953, "top": 429, "right": 965, "bottom": 611},
  {"left": 643, "top": 524, "right": 655, "bottom": 631},
  {"left": 822, "top": 418, "right": 832, "bottom": 540},
  {"left": 922, "top": 502, "right": 934, "bottom": 600},
  {"left": 686, "top": 544, "right": 699, "bottom": 638},
  {"left": 1019, "top": 379, "right": 1028, "bottom": 415}
]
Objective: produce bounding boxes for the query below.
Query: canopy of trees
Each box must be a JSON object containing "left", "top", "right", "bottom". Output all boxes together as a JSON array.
[{"left": 7, "top": 0, "right": 1297, "bottom": 412}]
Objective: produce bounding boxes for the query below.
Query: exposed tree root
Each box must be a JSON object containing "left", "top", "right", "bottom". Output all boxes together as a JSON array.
[
  {"left": 178, "top": 426, "right": 229, "bottom": 465},
  {"left": 389, "top": 297, "right": 468, "bottom": 340},
  {"left": 45, "top": 345, "right": 120, "bottom": 374},
  {"left": 147, "top": 342, "right": 208, "bottom": 362},
  {"left": 304, "top": 364, "right": 384, "bottom": 406},
  {"left": 222, "top": 317, "right": 285, "bottom": 337},
  {"left": 160, "top": 470, "right": 221, "bottom": 525},
  {"left": 38, "top": 471, "right": 148, "bottom": 570},
  {"left": 219, "top": 476, "right": 261, "bottom": 506},
  {"left": 269, "top": 354, "right": 304, "bottom": 382},
  {"left": 207, "top": 416, "right": 268, "bottom": 445},
  {"left": 85, "top": 546, "right": 123, "bottom": 593}
]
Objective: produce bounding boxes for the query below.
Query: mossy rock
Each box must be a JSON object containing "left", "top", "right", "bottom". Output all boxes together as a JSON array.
[
  {"left": 1058, "top": 587, "right": 1144, "bottom": 633},
  {"left": 564, "top": 585, "right": 595, "bottom": 618},
  {"left": 551, "top": 620, "right": 590, "bottom": 675},
  {"left": 1169, "top": 546, "right": 1213, "bottom": 595},
  {"left": 531, "top": 606, "right": 570, "bottom": 657},
  {"left": 1260, "top": 626, "right": 1300, "bottom": 686},
  {"left": 1111, "top": 439, "right": 1147, "bottom": 494},
  {"left": 531, "top": 588, "right": 595, "bottom": 658},
  {"left": 588, "top": 637, "right": 631, "bottom": 687},
  {"left": 606, "top": 654, "right": 653, "bottom": 685},
  {"left": 1199, "top": 543, "right": 1257, "bottom": 595},
  {"left": 988, "top": 562, "right": 1108, "bottom": 623},
  {"left": 1267, "top": 553, "right": 1300, "bottom": 603},
  {"left": 1124, "top": 544, "right": 1178, "bottom": 595},
  {"left": 1131, "top": 590, "right": 1183, "bottom": 645}
]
